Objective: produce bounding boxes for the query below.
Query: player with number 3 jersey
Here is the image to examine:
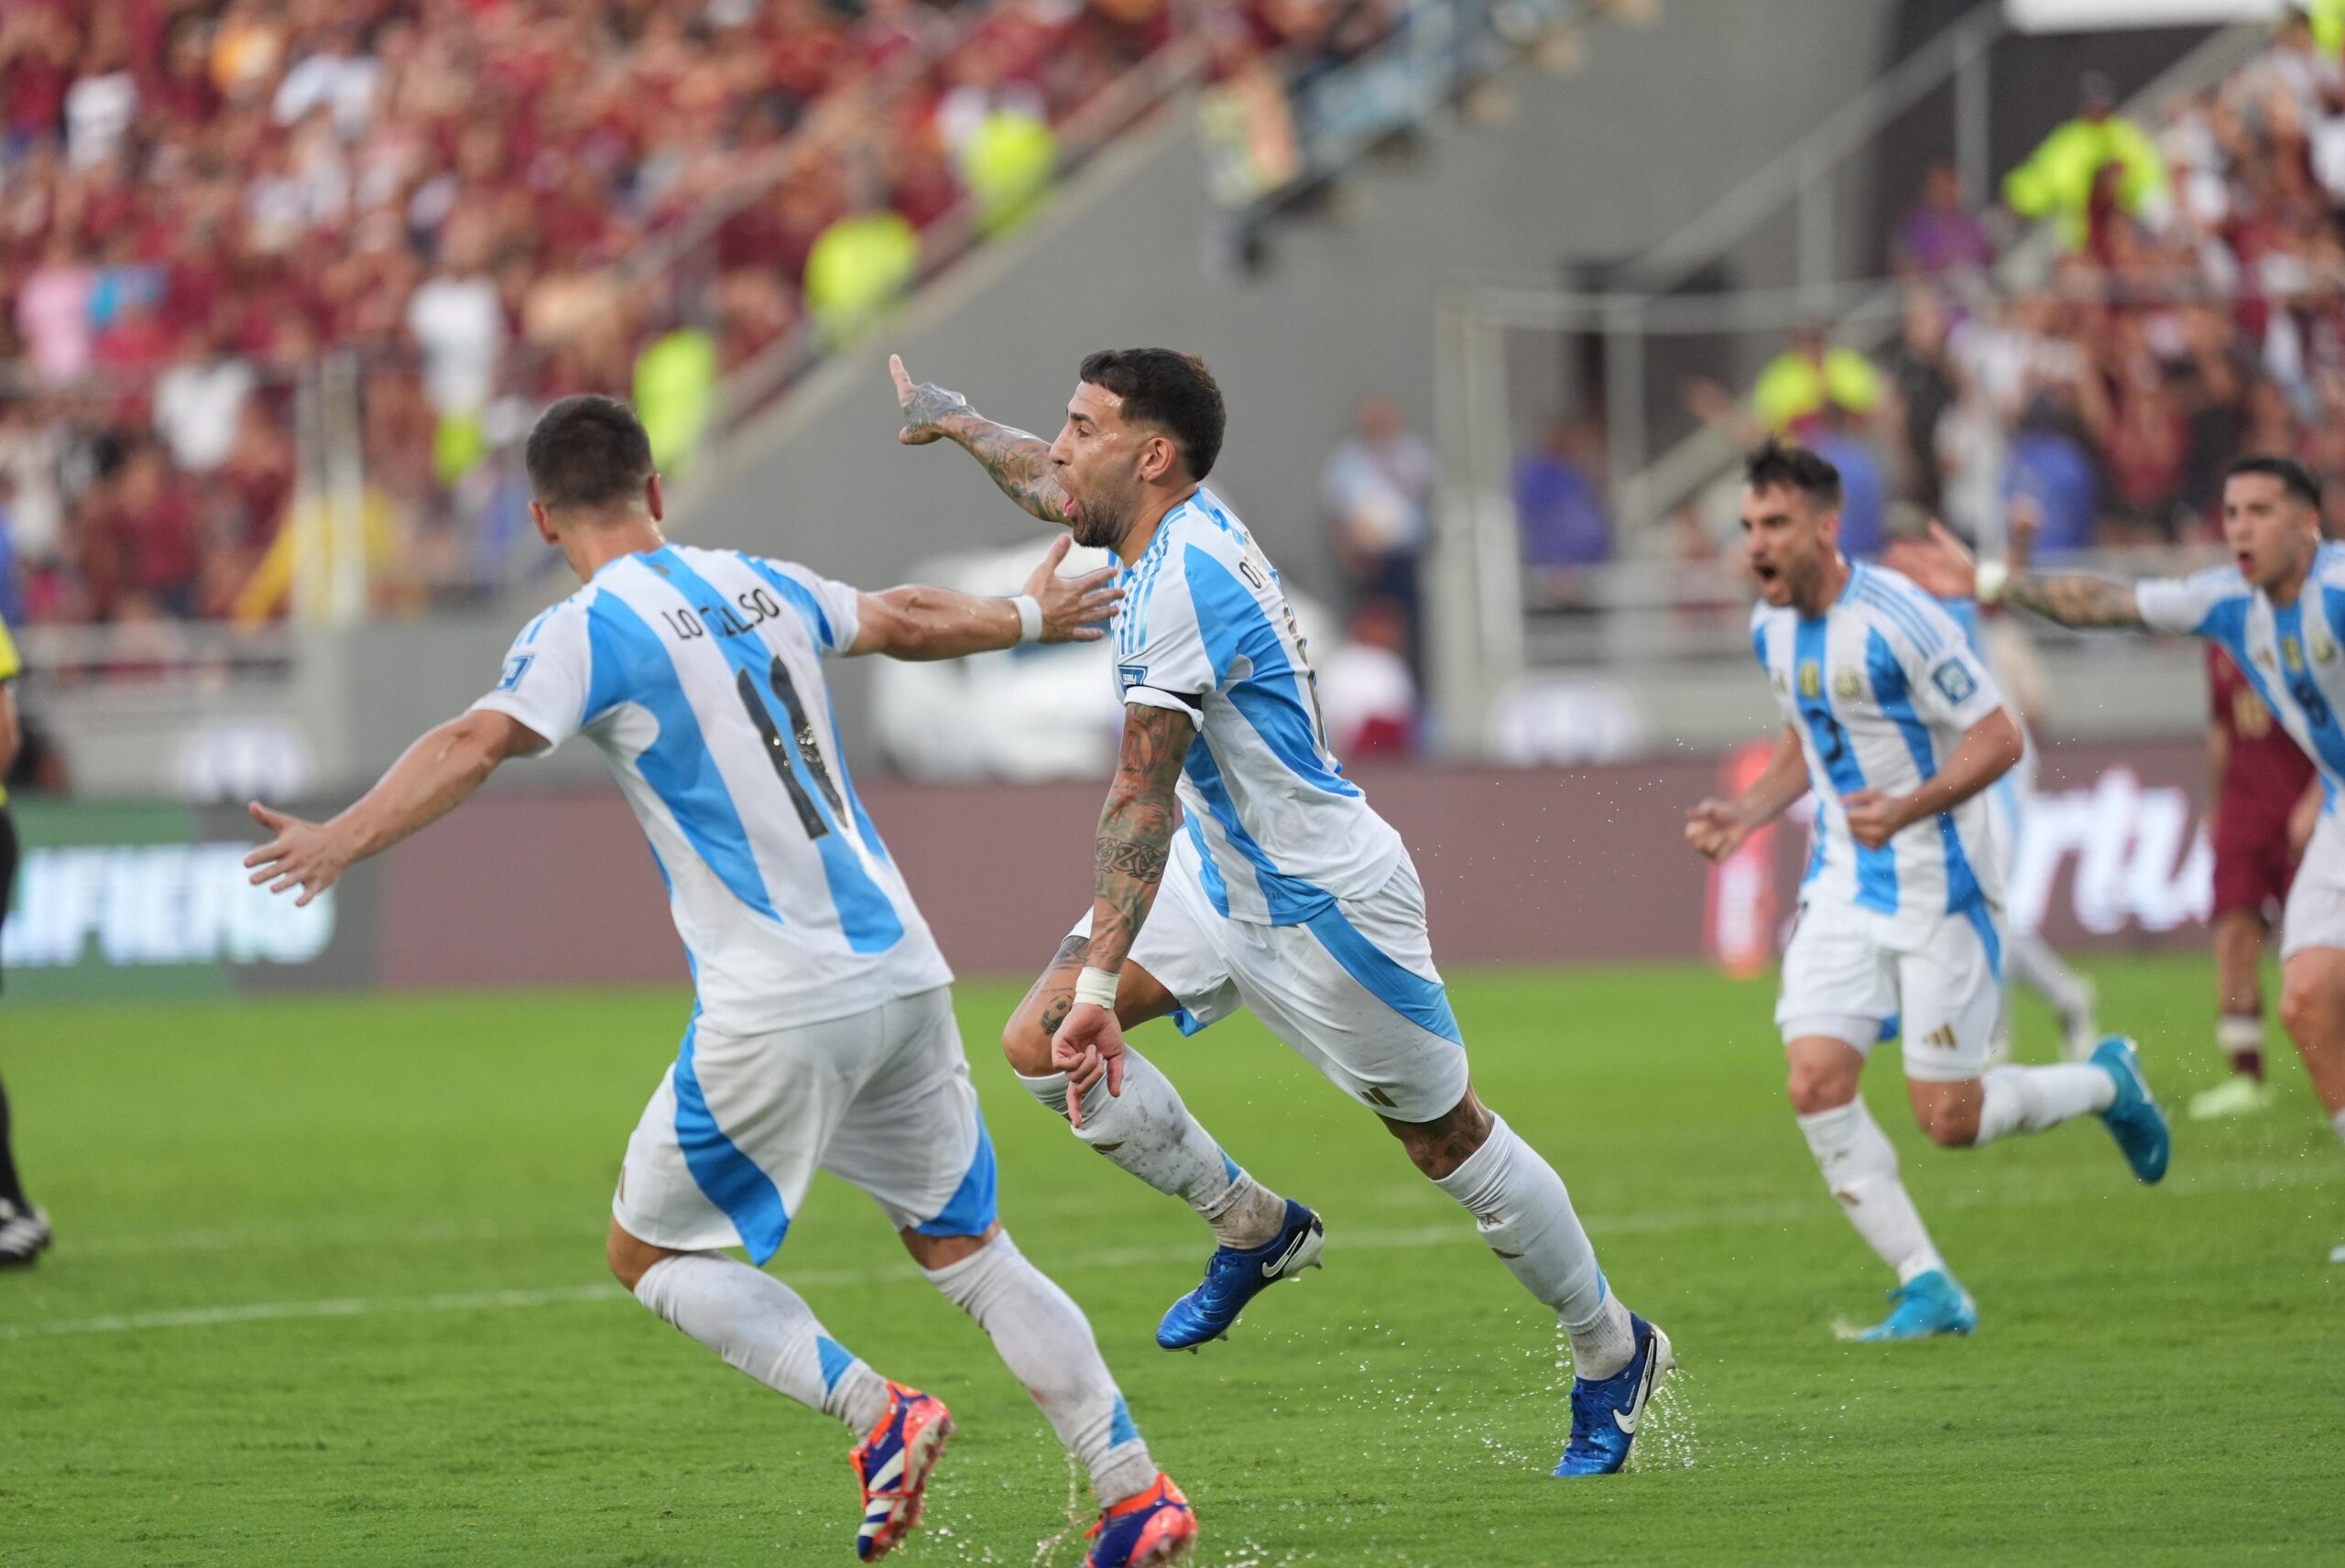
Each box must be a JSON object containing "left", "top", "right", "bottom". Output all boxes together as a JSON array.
[{"left": 1688, "top": 441, "right": 2170, "bottom": 1345}]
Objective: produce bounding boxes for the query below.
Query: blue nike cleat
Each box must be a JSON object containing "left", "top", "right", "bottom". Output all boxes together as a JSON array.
[
  {"left": 1155, "top": 1199, "right": 1324, "bottom": 1351},
  {"left": 1553, "top": 1313, "right": 1674, "bottom": 1475},
  {"left": 2092, "top": 1035, "right": 2170, "bottom": 1184},
  {"left": 1856, "top": 1269, "right": 1978, "bottom": 1342}
]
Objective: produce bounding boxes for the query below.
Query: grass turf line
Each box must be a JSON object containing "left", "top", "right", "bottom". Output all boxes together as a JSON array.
[{"left": 1, "top": 955, "right": 2340, "bottom": 1565}]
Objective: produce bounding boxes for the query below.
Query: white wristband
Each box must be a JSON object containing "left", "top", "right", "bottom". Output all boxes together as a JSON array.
[
  {"left": 1974, "top": 560, "right": 2010, "bottom": 605},
  {"left": 1074, "top": 965, "right": 1120, "bottom": 1010},
  {"left": 1011, "top": 594, "right": 1044, "bottom": 644}
]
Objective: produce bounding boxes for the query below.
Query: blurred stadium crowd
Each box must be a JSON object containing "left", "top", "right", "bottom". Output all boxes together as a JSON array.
[
  {"left": 0, "top": 0, "right": 1412, "bottom": 635},
  {"left": 1649, "top": 10, "right": 2345, "bottom": 572},
  {"left": 9, "top": 2, "right": 2345, "bottom": 675}
]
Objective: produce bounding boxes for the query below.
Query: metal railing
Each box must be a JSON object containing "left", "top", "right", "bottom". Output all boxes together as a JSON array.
[{"left": 1589, "top": 11, "right": 2270, "bottom": 540}]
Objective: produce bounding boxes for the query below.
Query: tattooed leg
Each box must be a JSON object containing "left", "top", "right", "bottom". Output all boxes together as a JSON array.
[{"left": 1416, "top": 1087, "right": 1636, "bottom": 1372}]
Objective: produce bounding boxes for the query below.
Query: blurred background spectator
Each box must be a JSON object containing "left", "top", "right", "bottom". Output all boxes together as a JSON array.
[{"left": 1320, "top": 392, "right": 1434, "bottom": 675}]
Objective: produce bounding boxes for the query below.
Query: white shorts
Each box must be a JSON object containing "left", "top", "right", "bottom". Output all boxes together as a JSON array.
[
  {"left": 613, "top": 986, "right": 996, "bottom": 1265},
  {"left": 1071, "top": 835, "right": 1470, "bottom": 1124},
  {"left": 2282, "top": 811, "right": 2345, "bottom": 960},
  {"left": 1776, "top": 898, "right": 2004, "bottom": 1083}
]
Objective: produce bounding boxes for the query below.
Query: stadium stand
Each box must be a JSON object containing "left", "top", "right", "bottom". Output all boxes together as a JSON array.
[{"left": 1686, "top": 9, "right": 2345, "bottom": 563}]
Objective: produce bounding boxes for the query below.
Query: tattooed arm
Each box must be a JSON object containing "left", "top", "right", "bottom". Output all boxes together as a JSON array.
[
  {"left": 1999, "top": 571, "right": 2146, "bottom": 628},
  {"left": 1085, "top": 702, "right": 1193, "bottom": 975},
  {"left": 1903, "top": 518, "right": 2147, "bottom": 629},
  {"left": 890, "top": 354, "right": 1071, "bottom": 525},
  {"left": 1049, "top": 701, "right": 1197, "bottom": 1115}
]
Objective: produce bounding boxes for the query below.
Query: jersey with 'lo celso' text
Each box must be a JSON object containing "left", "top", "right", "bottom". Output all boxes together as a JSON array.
[{"left": 471, "top": 543, "right": 950, "bottom": 1036}]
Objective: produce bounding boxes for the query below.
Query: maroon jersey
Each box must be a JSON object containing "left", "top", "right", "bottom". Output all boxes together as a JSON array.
[
  {"left": 2211, "top": 643, "right": 2313, "bottom": 914},
  {"left": 2209, "top": 642, "right": 2316, "bottom": 833}
]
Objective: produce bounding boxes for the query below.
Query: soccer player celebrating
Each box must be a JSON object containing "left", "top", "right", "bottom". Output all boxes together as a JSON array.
[
  {"left": 1688, "top": 441, "right": 2170, "bottom": 1342},
  {"left": 246, "top": 396, "right": 1199, "bottom": 1566},
  {"left": 2198, "top": 639, "right": 2318, "bottom": 1118},
  {"left": 1908, "top": 454, "right": 2344, "bottom": 1264},
  {"left": 890, "top": 349, "right": 1672, "bottom": 1475},
  {"left": 0, "top": 605, "right": 46, "bottom": 1268}
]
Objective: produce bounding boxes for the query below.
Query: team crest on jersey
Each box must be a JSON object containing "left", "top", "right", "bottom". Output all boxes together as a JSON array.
[
  {"left": 1931, "top": 659, "right": 1977, "bottom": 705},
  {"left": 1797, "top": 661, "right": 1821, "bottom": 699},
  {"left": 497, "top": 653, "right": 534, "bottom": 691},
  {"left": 1832, "top": 668, "right": 1861, "bottom": 700},
  {"left": 2317, "top": 634, "right": 2338, "bottom": 664},
  {"left": 2285, "top": 636, "right": 2305, "bottom": 672},
  {"left": 1118, "top": 663, "right": 1149, "bottom": 690}
]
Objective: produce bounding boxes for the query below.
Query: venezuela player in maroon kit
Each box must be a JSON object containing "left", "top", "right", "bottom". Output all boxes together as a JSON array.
[{"left": 2197, "top": 642, "right": 2321, "bottom": 1119}]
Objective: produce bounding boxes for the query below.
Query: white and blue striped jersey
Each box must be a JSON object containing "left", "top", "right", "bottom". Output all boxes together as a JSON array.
[
  {"left": 472, "top": 543, "right": 951, "bottom": 1035},
  {"left": 2138, "top": 541, "right": 2345, "bottom": 812},
  {"left": 1752, "top": 561, "right": 2011, "bottom": 939},
  {"left": 1114, "top": 486, "right": 1403, "bottom": 923}
]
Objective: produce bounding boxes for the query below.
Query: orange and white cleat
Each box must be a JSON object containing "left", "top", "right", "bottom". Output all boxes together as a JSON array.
[
  {"left": 848, "top": 1382, "right": 955, "bottom": 1561},
  {"left": 1084, "top": 1472, "right": 1197, "bottom": 1567}
]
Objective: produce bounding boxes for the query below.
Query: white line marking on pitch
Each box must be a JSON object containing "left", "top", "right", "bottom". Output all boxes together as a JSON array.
[{"left": 7, "top": 1156, "right": 2335, "bottom": 1344}]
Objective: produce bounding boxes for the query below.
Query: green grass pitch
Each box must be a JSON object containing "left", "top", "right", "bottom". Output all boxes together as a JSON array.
[{"left": 3, "top": 957, "right": 2340, "bottom": 1565}]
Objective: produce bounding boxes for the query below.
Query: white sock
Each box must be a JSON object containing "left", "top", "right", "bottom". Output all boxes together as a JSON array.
[
  {"left": 633, "top": 1253, "right": 889, "bottom": 1434},
  {"left": 1973, "top": 1063, "right": 2116, "bottom": 1146},
  {"left": 922, "top": 1230, "right": 1154, "bottom": 1505},
  {"left": 1796, "top": 1099, "right": 1944, "bottom": 1284},
  {"left": 1019, "top": 1051, "right": 1286, "bottom": 1248},
  {"left": 2218, "top": 1014, "right": 2265, "bottom": 1054},
  {"left": 1429, "top": 1114, "right": 1630, "bottom": 1377}
]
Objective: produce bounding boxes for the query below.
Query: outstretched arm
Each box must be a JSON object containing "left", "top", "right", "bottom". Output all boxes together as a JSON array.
[
  {"left": 847, "top": 535, "right": 1120, "bottom": 659},
  {"left": 890, "top": 354, "right": 1071, "bottom": 525},
  {"left": 1686, "top": 724, "right": 1808, "bottom": 860},
  {"left": 245, "top": 709, "right": 544, "bottom": 905},
  {"left": 1997, "top": 571, "right": 2146, "bottom": 628},
  {"left": 1901, "top": 519, "right": 2146, "bottom": 629},
  {"left": 1049, "top": 701, "right": 1196, "bottom": 1121}
]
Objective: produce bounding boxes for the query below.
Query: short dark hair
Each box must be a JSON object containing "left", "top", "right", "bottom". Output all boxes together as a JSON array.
[
  {"left": 2225, "top": 453, "right": 2322, "bottom": 511},
  {"left": 1078, "top": 348, "right": 1225, "bottom": 481},
  {"left": 525, "top": 395, "right": 656, "bottom": 510},
  {"left": 1744, "top": 437, "right": 1842, "bottom": 510}
]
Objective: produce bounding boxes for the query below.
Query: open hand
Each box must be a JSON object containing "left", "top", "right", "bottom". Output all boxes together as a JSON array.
[
  {"left": 1841, "top": 788, "right": 1911, "bottom": 850},
  {"left": 890, "top": 354, "right": 971, "bottom": 446},
  {"left": 244, "top": 801, "right": 352, "bottom": 906},
  {"left": 1024, "top": 534, "right": 1121, "bottom": 643},
  {"left": 1684, "top": 797, "right": 1751, "bottom": 861},
  {"left": 1882, "top": 519, "right": 1978, "bottom": 601},
  {"left": 1051, "top": 1002, "right": 1128, "bottom": 1127}
]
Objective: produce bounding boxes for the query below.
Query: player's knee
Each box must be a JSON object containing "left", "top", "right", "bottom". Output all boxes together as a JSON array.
[
  {"left": 1388, "top": 1090, "right": 1494, "bottom": 1180},
  {"left": 605, "top": 1223, "right": 669, "bottom": 1291},
  {"left": 2278, "top": 969, "right": 2329, "bottom": 1045},
  {"left": 1000, "top": 1008, "right": 1055, "bottom": 1076},
  {"left": 1915, "top": 1099, "right": 1982, "bottom": 1149},
  {"left": 1784, "top": 1061, "right": 1858, "bottom": 1116}
]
